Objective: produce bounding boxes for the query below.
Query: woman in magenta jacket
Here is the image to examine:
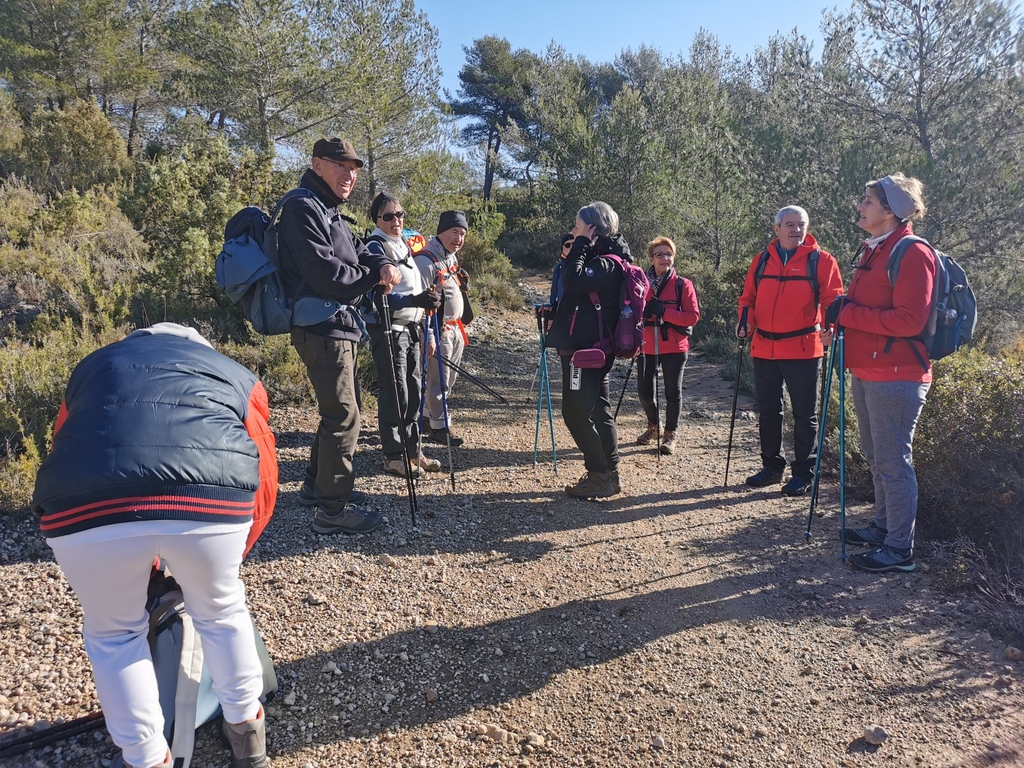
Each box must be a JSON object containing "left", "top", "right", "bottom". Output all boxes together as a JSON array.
[
  {"left": 636, "top": 237, "right": 700, "bottom": 455},
  {"left": 830, "top": 173, "right": 937, "bottom": 574}
]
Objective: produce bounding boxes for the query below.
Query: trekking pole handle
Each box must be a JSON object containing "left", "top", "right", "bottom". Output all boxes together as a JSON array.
[{"left": 737, "top": 306, "right": 750, "bottom": 339}]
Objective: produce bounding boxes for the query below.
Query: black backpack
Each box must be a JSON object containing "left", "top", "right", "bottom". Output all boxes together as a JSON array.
[{"left": 752, "top": 247, "right": 821, "bottom": 340}]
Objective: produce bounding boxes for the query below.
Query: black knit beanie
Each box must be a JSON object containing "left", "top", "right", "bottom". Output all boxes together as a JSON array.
[{"left": 437, "top": 210, "right": 469, "bottom": 234}]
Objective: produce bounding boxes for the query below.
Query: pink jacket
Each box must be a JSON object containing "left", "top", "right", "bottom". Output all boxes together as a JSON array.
[{"left": 643, "top": 270, "right": 700, "bottom": 354}]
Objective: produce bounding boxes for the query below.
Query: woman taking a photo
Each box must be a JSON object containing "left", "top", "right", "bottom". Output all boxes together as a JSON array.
[
  {"left": 545, "top": 202, "right": 632, "bottom": 499},
  {"left": 636, "top": 237, "right": 700, "bottom": 455},
  {"left": 830, "top": 173, "right": 936, "bottom": 574}
]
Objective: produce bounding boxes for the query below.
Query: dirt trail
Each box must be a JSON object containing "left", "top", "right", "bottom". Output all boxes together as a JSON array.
[{"left": 0, "top": 297, "right": 1021, "bottom": 768}]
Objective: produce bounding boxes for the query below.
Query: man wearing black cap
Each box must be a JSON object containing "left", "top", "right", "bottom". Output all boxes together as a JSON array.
[
  {"left": 278, "top": 137, "right": 402, "bottom": 535},
  {"left": 416, "top": 210, "right": 470, "bottom": 446}
]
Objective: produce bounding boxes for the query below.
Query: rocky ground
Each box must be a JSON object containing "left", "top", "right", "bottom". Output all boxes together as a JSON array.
[{"left": 1, "top": 283, "right": 1022, "bottom": 768}]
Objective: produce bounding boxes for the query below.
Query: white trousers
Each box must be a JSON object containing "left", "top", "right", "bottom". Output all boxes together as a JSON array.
[
  {"left": 425, "top": 322, "right": 465, "bottom": 429},
  {"left": 48, "top": 521, "right": 263, "bottom": 768}
]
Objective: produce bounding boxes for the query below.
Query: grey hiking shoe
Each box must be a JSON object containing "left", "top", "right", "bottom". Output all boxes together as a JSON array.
[
  {"left": 221, "top": 708, "right": 269, "bottom": 768},
  {"left": 843, "top": 522, "right": 888, "bottom": 547},
  {"left": 848, "top": 545, "right": 916, "bottom": 573},
  {"left": 565, "top": 472, "right": 616, "bottom": 499},
  {"left": 312, "top": 505, "right": 383, "bottom": 535},
  {"left": 414, "top": 454, "right": 442, "bottom": 472}
]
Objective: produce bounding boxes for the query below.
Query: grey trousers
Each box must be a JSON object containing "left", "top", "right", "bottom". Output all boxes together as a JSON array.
[
  {"left": 850, "top": 375, "right": 930, "bottom": 552},
  {"left": 425, "top": 321, "right": 465, "bottom": 430}
]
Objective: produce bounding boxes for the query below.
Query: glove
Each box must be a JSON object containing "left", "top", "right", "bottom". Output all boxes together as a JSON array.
[
  {"left": 643, "top": 298, "right": 664, "bottom": 320},
  {"left": 457, "top": 267, "right": 470, "bottom": 290},
  {"left": 825, "top": 296, "right": 849, "bottom": 326},
  {"left": 411, "top": 289, "right": 442, "bottom": 310}
]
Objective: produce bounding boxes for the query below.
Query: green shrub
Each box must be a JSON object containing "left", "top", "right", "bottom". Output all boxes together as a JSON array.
[
  {"left": 217, "top": 335, "right": 314, "bottom": 407},
  {"left": 914, "top": 349, "right": 1024, "bottom": 570},
  {"left": 0, "top": 321, "right": 115, "bottom": 513}
]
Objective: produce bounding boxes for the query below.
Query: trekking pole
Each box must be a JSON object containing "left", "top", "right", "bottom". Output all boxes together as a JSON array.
[
  {"left": 417, "top": 317, "right": 430, "bottom": 464},
  {"left": 543, "top": 346, "right": 557, "bottom": 474},
  {"left": 838, "top": 325, "right": 848, "bottom": 561},
  {"left": 376, "top": 291, "right": 417, "bottom": 523},
  {"left": 431, "top": 313, "right": 457, "bottom": 491},
  {"left": 0, "top": 711, "right": 105, "bottom": 760},
  {"left": 613, "top": 356, "right": 637, "bottom": 420},
  {"left": 438, "top": 357, "right": 509, "bottom": 404},
  {"left": 724, "top": 306, "right": 750, "bottom": 488},
  {"left": 654, "top": 317, "right": 661, "bottom": 460},
  {"left": 806, "top": 332, "right": 838, "bottom": 538}
]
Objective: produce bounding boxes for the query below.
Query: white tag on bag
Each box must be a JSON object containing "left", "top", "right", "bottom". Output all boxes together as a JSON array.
[{"left": 570, "top": 363, "right": 581, "bottom": 391}]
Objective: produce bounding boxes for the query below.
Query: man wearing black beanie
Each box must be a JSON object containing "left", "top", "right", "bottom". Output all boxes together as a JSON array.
[{"left": 415, "top": 210, "right": 471, "bottom": 446}]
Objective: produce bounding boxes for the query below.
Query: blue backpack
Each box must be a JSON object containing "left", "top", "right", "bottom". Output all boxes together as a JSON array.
[
  {"left": 216, "top": 189, "right": 318, "bottom": 335},
  {"left": 885, "top": 236, "right": 978, "bottom": 368}
]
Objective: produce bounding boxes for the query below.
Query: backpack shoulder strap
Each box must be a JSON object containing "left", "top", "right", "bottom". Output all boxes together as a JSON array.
[
  {"left": 886, "top": 235, "right": 932, "bottom": 285},
  {"left": 753, "top": 248, "right": 771, "bottom": 285},
  {"left": 807, "top": 249, "right": 820, "bottom": 309}
]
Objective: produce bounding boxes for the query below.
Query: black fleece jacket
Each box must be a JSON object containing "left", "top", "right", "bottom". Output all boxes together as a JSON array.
[
  {"left": 545, "top": 233, "right": 632, "bottom": 352},
  {"left": 277, "top": 169, "right": 390, "bottom": 340}
]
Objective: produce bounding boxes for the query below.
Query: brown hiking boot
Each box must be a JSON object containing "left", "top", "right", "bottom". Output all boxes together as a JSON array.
[
  {"left": 565, "top": 472, "right": 616, "bottom": 499},
  {"left": 221, "top": 707, "right": 269, "bottom": 768},
  {"left": 660, "top": 430, "right": 676, "bottom": 455},
  {"left": 636, "top": 423, "right": 659, "bottom": 445}
]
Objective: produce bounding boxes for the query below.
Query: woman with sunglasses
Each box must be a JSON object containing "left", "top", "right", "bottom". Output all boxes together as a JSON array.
[
  {"left": 827, "top": 173, "right": 935, "bottom": 574},
  {"left": 636, "top": 237, "right": 700, "bottom": 455},
  {"left": 363, "top": 193, "right": 442, "bottom": 478}
]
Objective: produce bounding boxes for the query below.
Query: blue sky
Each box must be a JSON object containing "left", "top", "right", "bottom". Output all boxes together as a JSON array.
[{"left": 414, "top": 0, "right": 852, "bottom": 97}]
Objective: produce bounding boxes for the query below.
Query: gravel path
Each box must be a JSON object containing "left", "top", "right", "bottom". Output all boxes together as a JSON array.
[{"left": 1, "top": 293, "right": 1022, "bottom": 768}]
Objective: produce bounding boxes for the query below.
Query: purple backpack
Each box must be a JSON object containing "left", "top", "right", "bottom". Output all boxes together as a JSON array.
[{"left": 589, "top": 253, "right": 649, "bottom": 359}]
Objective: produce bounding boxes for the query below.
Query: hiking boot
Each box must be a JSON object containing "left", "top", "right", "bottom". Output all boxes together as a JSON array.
[
  {"left": 636, "top": 423, "right": 658, "bottom": 445},
  {"left": 299, "top": 488, "right": 367, "bottom": 507},
  {"left": 610, "top": 469, "right": 621, "bottom": 495},
  {"left": 415, "top": 454, "right": 442, "bottom": 472},
  {"left": 745, "top": 467, "right": 784, "bottom": 488},
  {"left": 660, "top": 430, "right": 676, "bottom": 455},
  {"left": 781, "top": 475, "right": 813, "bottom": 496},
  {"left": 312, "top": 504, "right": 383, "bottom": 535},
  {"left": 848, "top": 545, "right": 916, "bottom": 573},
  {"left": 843, "top": 522, "right": 888, "bottom": 547},
  {"left": 565, "top": 472, "right": 616, "bottom": 499},
  {"left": 384, "top": 458, "right": 423, "bottom": 478},
  {"left": 426, "top": 427, "right": 465, "bottom": 447},
  {"left": 221, "top": 707, "right": 269, "bottom": 768}
]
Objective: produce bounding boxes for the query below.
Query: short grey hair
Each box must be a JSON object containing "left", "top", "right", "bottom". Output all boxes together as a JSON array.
[
  {"left": 774, "top": 205, "right": 809, "bottom": 226},
  {"left": 577, "top": 201, "right": 620, "bottom": 238}
]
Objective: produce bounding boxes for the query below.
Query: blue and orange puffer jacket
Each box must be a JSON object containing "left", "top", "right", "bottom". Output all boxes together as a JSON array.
[{"left": 31, "top": 328, "right": 277, "bottom": 555}]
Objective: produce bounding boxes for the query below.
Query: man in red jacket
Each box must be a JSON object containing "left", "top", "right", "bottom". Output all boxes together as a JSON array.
[{"left": 737, "top": 206, "right": 844, "bottom": 495}]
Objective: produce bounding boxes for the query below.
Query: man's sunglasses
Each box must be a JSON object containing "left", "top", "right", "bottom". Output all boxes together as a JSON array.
[{"left": 380, "top": 211, "right": 406, "bottom": 222}]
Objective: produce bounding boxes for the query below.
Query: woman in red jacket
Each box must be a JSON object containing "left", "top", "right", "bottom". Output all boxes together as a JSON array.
[
  {"left": 831, "top": 173, "right": 936, "bottom": 574},
  {"left": 636, "top": 237, "right": 700, "bottom": 455}
]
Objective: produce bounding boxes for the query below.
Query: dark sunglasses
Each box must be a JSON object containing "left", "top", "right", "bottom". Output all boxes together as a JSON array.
[{"left": 380, "top": 211, "right": 406, "bottom": 222}]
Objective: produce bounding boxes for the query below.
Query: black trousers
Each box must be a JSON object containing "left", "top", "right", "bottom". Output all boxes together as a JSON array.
[
  {"left": 637, "top": 351, "right": 689, "bottom": 431},
  {"left": 752, "top": 356, "right": 820, "bottom": 479},
  {"left": 560, "top": 355, "right": 619, "bottom": 475},
  {"left": 367, "top": 323, "right": 422, "bottom": 461}
]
